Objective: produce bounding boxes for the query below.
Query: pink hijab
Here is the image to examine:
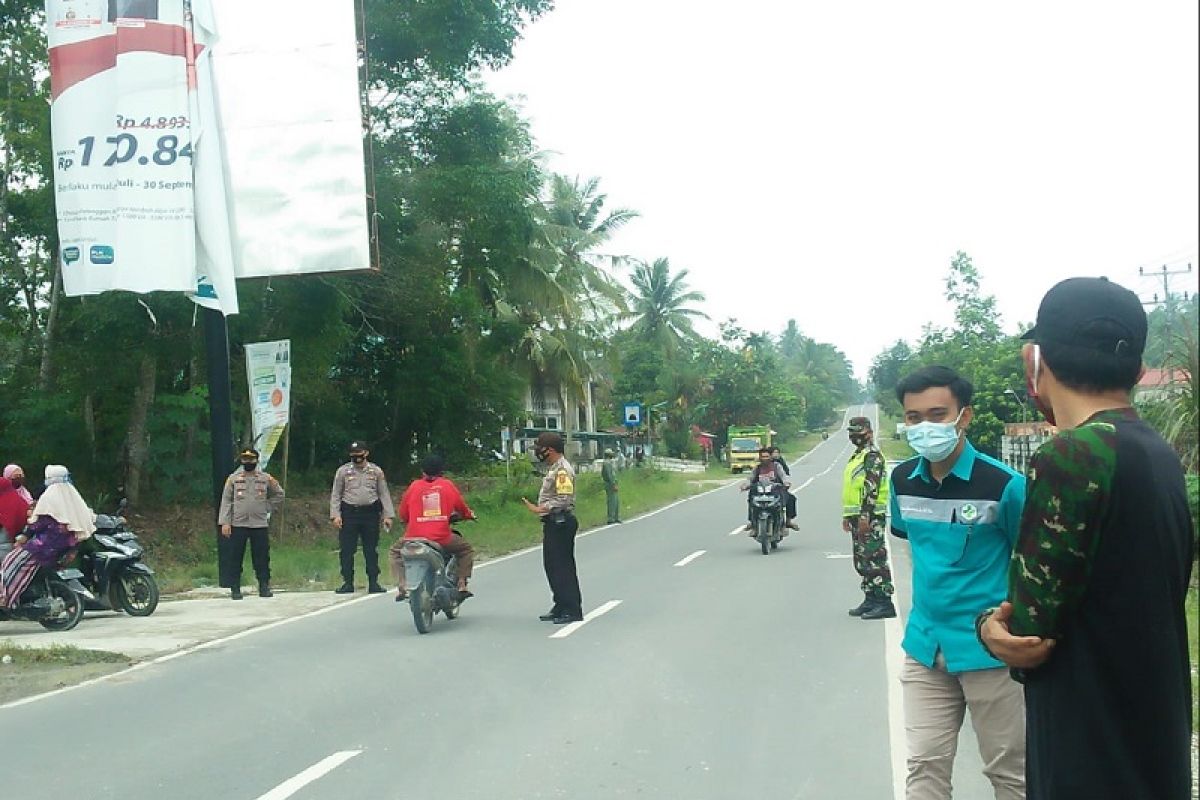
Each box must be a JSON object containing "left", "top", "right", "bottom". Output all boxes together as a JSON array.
[{"left": 3, "top": 465, "right": 33, "bottom": 504}]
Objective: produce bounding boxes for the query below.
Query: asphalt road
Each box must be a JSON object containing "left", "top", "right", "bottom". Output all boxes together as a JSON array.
[{"left": 0, "top": 406, "right": 998, "bottom": 800}]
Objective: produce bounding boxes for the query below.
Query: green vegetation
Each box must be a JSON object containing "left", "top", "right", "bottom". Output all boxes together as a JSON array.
[
  {"left": 0, "top": 642, "right": 128, "bottom": 666},
  {"left": 1188, "top": 587, "right": 1198, "bottom": 733}
]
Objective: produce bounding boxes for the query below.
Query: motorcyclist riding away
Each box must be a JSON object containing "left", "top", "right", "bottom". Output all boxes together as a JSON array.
[
  {"left": 389, "top": 454, "right": 476, "bottom": 602},
  {"left": 741, "top": 448, "right": 794, "bottom": 533}
]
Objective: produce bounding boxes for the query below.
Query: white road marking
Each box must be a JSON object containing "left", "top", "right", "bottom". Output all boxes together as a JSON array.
[
  {"left": 255, "top": 750, "right": 361, "bottom": 800},
  {"left": 823, "top": 553, "right": 853, "bottom": 559},
  {"left": 549, "top": 599, "right": 622, "bottom": 639},
  {"left": 673, "top": 550, "right": 707, "bottom": 567},
  {"left": 727, "top": 526, "right": 747, "bottom": 536}
]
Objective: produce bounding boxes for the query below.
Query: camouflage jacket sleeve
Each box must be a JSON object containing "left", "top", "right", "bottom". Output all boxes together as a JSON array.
[
  {"left": 860, "top": 448, "right": 885, "bottom": 517},
  {"left": 1007, "top": 422, "right": 1117, "bottom": 638}
]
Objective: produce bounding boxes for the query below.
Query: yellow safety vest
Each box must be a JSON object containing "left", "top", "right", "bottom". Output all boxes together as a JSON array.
[{"left": 843, "top": 447, "right": 888, "bottom": 516}]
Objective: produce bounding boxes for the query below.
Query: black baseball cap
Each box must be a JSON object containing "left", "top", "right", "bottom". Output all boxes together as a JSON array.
[
  {"left": 348, "top": 441, "right": 368, "bottom": 453},
  {"left": 1021, "top": 277, "right": 1147, "bottom": 357},
  {"left": 847, "top": 416, "right": 872, "bottom": 433}
]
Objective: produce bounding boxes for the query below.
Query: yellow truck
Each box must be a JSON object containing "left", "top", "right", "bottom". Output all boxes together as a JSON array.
[{"left": 726, "top": 425, "right": 773, "bottom": 473}]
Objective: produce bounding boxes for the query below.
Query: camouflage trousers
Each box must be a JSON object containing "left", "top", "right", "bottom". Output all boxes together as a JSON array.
[{"left": 848, "top": 515, "right": 894, "bottom": 600}]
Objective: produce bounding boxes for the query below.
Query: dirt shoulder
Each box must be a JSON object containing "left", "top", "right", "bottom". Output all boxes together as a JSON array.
[{"left": 0, "top": 588, "right": 361, "bottom": 706}]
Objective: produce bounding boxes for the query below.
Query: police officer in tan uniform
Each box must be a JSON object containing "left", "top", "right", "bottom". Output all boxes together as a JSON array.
[
  {"left": 522, "top": 432, "right": 582, "bottom": 624},
  {"left": 329, "top": 441, "right": 393, "bottom": 594},
  {"left": 219, "top": 447, "right": 284, "bottom": 600}
]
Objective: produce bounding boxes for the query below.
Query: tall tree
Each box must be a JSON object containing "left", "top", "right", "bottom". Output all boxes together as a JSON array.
[{"left": 621, "top": 258, "right": 708, "bottom": 354}]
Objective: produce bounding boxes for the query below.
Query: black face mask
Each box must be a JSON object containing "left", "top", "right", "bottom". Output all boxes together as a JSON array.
[
  {"left": 242, "top": 462, "right": 258, "bottom": 471},
  {"left": 535, "top": 448, "right": 549, "bottom": 463},
  {"left": 849, "top": 433, "right": 870, "bottom": 448},
  {"left": 351, "top": 455, "right": 366, "bottom": 464},
  {"left": 9, "top": 477, "right": 21, "bottom": 488}
]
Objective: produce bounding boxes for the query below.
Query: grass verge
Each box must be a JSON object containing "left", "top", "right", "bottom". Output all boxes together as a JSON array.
[
  {"left": 877, "top": 410, "right": 915, "bottom": 463},
  {"left": 0, "top": 643, "right": 132, "bottom": 705}
]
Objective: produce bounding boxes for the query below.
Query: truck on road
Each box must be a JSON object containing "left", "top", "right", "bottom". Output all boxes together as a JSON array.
[{"left": 726, "top": 424, "right": 773, "bottom": 473}]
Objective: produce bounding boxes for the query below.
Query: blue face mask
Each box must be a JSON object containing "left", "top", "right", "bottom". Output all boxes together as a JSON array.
[{"left": 906, "top": 410, "right": 964, "bottom": 463}]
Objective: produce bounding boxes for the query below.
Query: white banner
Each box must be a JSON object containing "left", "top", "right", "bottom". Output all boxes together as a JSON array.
[
  {"left": 209, "top": 0, "right": 370, "bottom": 278},
  {"left": 244, "top": 339, "right": 291, "bottom": 471},
  {"left": 46, "top": 0, "right": 239, "bottom": 313}
]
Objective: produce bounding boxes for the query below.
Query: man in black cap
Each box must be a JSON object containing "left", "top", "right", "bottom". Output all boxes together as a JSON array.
[
  {"left": 978, "top": 277, "right": 1194, "bottom": 800},
  {"left": 329, "top": 441, "right": 394, "bottom": 594},
  {"left": 218, "top": 447, "right": 284, "bottom": 599},
  {"left": 522, "top": 432, "right": 583, "bottom": 623}
]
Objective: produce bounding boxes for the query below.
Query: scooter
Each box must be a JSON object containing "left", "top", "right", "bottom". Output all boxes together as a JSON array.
[
  {"left": 0, "top": 555, "right": 86, "bottom": 631},
  {"left": 749, "top": 476, "right": 786, "bottom": 555},
  {"left": 399, "top": 516, "right": 472, "bottom": 634},
  {"left": 79, "top": 504, "right": 159, "bottom": 616}
]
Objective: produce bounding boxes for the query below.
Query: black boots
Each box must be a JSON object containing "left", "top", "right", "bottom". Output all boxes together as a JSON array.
[
  {"left": 334, "top": 582, "right": 354, "bottom": 594},
  {"left": 259, "top": 582, "right": 273, "bottom": 598},
  {"left": 848, "top": 596, "right": 871, "bottom": 616},
  {"left": 230, "top": 586, "right": 243, "bottom": 600},
  {"left": 859, "top": 597, "right": 897, "bottom": 620}
]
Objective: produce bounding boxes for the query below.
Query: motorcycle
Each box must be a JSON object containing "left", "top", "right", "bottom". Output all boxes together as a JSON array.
[
  {"left": 78, "top": 501, "right": 160, "bottom": 616},
  {"left": 749, "top": 475, "right": 786, "bottom": 555},
  {"left": 399, "top": 516, "right": 472, "bottom": 634},
  {"left": 0, "top": 551, "right": 86, "bottom": 631}
]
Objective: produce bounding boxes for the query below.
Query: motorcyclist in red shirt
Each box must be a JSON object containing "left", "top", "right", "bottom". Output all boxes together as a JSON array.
[{"left": 388, "top": 454, "right": 476, "bottom": 601}]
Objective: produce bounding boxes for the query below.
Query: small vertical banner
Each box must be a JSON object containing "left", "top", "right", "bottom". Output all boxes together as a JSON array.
[{"left": 244, "top": 339, "right": 291, "bottom": 470}]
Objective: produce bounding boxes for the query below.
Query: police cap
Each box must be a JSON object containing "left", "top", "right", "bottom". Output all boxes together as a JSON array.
[
  {"left": 348, "top": 441, "right": 369, "bottom": 454},
  {"left": 239, "top": 447, "right": 259, "bottom": 460},
  {"left": 847, "top": 417, "right": 872, "bottom": 433}
]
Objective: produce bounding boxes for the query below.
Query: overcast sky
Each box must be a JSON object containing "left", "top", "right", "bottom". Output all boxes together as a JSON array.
[{"left": 484, "top": 0, "right": 1199, "bottom": 378}]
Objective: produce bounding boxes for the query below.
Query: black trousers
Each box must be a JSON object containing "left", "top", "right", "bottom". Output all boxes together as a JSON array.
[
  {"left": 224, "top": 526, "right": 270, "bottom": 585},
  {"left": 340, "top": 508, "right": 381, "bottom": 583},
  {"left": 542, "top": 513, "right": 581, "bottom": 617}
]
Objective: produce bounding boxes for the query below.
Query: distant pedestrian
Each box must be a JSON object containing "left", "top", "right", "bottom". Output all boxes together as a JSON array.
[
  {"left": 329, "top": 441, "right": 393, "bottom": 594},
  {"left": 601, "top": 449, "right": 621, "bottom": 524},
  {"left": 615, "top": 449, "right": 627, "bottom": 471},
  {"left": 978, "top": 277, "right": 1195, "bottom": 800},
  {"left": 634, "top": 446, "right": 644, "bottom": 467},
  {"left": 841, "top": 416, "right": 894, "bottom": 620},
  {"left": 890, "top": 365, "right": 1027, "bottom": 800},
  {"left": 522, "top": 432, "right": 582, "bottom": 624},
  {"left": 218, "top": 447, "right": 284, "bottom": 600}
]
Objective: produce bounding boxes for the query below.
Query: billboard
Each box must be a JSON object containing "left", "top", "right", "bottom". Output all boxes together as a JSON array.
[{"left": 46, "top": 0, "right": 370, "bottom": 314}]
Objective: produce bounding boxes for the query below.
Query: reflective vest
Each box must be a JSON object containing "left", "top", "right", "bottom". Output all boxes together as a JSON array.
[{"left": 843, "top": 446, "right": 888, "bottom": 516}]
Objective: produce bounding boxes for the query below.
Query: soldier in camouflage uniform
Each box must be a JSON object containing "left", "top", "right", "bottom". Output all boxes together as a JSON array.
[
  {"left": 841, "top": 416, "right": 895, "bottom": 619},
  {"left": 978, "top": 277, "right": 1194, "bottom": 800}
]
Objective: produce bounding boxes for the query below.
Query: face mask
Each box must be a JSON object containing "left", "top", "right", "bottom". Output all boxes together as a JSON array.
[
  {"left": 1025, "top": 345, "right": 1057, "bottom": 426},
  {"left": 906, "top": 410, "right": 964, "bottom": 463},
  {"left": 535, "top": 447, "right": 549, "bottom": 463},
  {"left": 9, "top": 477, "right": 21, "bottom": 488},
  {"left": 351, "top": 455, "right": 366, "bottom": 464},
  {"left": 242, "top": 462, "right": 258, "bottom": 471},
  {"left": 849, "top": 433, "right": 870, "bottom": 448}
]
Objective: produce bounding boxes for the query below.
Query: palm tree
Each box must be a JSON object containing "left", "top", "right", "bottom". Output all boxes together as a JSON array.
[
  {"left": 620, "top": 258, "right": 708, "bottom": 354},
  {"left": 538, "top": 174, "right": 638, "bottom": 322}
]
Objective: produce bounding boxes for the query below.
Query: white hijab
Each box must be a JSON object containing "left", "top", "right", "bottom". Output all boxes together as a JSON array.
[{"left": 33, "top": 466, "right": 96, "bottom": 538}]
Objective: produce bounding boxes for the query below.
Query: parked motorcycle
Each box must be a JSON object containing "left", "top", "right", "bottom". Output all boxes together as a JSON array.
[
  {"left": 399, "top": 517, "right": 472, "bottom": 634},
  {"left": 749, "top": 476, "right": 786, "bottom": 555},
  {"left": 0, "top": 562, "right": 86, "bottom": 631},
  {"left": 78, "top": 502, "right": 160, "bottom": 616}
]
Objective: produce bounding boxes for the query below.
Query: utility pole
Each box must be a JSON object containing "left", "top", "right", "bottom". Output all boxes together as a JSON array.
[{"left": 1138, "top": 261, "right": 1194, "bottom": 392}]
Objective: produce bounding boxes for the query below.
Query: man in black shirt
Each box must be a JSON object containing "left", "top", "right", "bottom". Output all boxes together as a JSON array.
[{"left": 979, "top": 277, "right": 1195, "bottom": 799}]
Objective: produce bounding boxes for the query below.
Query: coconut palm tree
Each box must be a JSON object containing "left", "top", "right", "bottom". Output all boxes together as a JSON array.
[{"left": 620, "top": 258, "right": 708, "bottom": 354}]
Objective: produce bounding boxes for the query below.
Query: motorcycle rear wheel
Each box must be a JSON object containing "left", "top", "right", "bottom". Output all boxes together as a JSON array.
[
  {"left": 114, "top": 572, "right": 159, "bottom": 617},
  {"left": 39, "top": 580, "right": 85, "bottom": 631},
  {"left": 410, "top": 583, "right": 434, "bottom": 634}
]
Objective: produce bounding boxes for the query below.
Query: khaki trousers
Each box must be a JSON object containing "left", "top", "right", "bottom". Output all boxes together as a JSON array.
[{"left": 901, "top": 654, "right": 1026, "bottom": 800}]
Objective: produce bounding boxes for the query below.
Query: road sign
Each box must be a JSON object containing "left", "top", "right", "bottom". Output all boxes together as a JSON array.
[{"left": 623, "top": 402, "right": 642, "bottom": 427}]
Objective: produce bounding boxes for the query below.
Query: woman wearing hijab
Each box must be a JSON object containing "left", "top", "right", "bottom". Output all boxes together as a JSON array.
[
  {"left": 3, "top": 464, "right": 33, "bottom": 504},
  {"left": 0, "top": 465, "right": 95, "bottom": 608},
  {"left": 0, "top": 477, "right": 30, "bottom": 546}
]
